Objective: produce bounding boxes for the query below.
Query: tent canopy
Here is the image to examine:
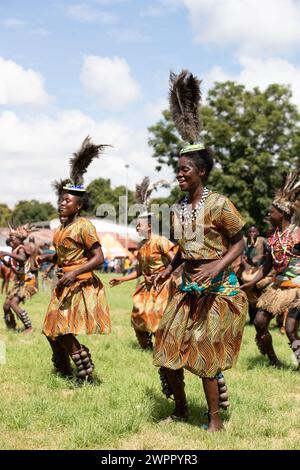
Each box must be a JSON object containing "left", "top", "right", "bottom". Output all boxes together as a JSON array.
[{"left": 100, "top": 233, "right": 131, "bottom": 260}]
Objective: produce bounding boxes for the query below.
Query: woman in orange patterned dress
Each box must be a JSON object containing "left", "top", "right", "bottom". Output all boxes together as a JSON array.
[
  {"left": 110, "top": 214, "right": 176, "bottom": 349},
  {"left": 153, "top": 70, "right": 248, "bottom": 432},
  {"left": 40, "top": 137, "right": 111, "bottom": 381}
]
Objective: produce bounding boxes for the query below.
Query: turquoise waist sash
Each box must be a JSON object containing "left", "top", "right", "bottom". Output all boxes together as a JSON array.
[{"left": 179, "top": 270, "right": 240, "bottom": 297}]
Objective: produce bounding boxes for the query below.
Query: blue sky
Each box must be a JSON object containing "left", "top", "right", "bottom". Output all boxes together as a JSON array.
[{"left": 1, "top": 0, "right": 300, "bottom": 207}]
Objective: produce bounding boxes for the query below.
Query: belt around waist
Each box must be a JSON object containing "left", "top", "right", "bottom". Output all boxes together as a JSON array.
[{"left": 57, "top": 265, "right": 93, "bottom": 281}]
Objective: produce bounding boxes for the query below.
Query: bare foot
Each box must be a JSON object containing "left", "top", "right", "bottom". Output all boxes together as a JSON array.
[
  {"left": 22, "top": 327, "right": 33, "bottom": 334},
  {"left": 206, "top": 413, "right": 224, "bottom": 432},
  {"left": 207, "top": 418, "right": 224, "bottom": 432}
]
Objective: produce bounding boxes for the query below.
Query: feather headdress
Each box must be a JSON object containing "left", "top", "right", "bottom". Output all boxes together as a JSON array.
[
  {"left": 52, "top": 135, "right": 111, "bottom": 200},
  {"left": 169, "top": 69, "right": 204, "bottom": 154},
  {"left": 273, "top": 172, "right": 300, "bottom": 224},
  {"left": 8, "top": 222, "right": 33, "bottom": 241},
  {"left": 68, "top": 136, "right": 111, "bottom": 189},
  {"left": 135, "top": 177, "right": 170, "bottom": 217},
  {"left": 52, "top": 178, "right": 72, "bottom": 201}
]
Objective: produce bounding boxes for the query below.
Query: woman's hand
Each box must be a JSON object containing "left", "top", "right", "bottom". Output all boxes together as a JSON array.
[
  {"left": 34, "top": 255, "right": 43, "bottom": 268},
  {"left": 193, "top": 260, "right": 222, "bottom": 285},
  {"left": 241, "top": 281, "right": 255, "bottom": 291},
  {"left": 57, "top": 271, "right": 77, "bottom": 287},
  {"left": 0, "top": 251, "right": 7, "bottom": 259},
  {"left": 154, "top": 265, "right": 173, "bottom": 291},
  {"left": 109, "top": 278, "right": 124, "bottom": 287},
  {"left": 144, "top": 274, "right": 155, "bottom": 285}
]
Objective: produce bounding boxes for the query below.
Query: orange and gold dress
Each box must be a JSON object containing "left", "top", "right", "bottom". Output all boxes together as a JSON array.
[
  {"left": 43, "top": 217, "right": 111, "bottom": 339},
  {"left": 153, "top": 192, "right": 248, "bottom": 378},
  {"left": 131, "top": 235, "right": 176, "bottom": 334}
]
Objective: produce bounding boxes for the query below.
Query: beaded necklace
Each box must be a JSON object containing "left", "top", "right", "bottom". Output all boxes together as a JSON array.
[
  {"left": 180, "top": 187, "right": 210, "bottom": 225},
  {"left": 247, "top": 237, "right": 258, "bottom": 248},
  {"left": 269, "top": 224, "right": 299, "bottom": 271}
]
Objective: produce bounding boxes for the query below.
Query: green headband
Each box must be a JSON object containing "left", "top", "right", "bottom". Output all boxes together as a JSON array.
[{"left": 179, "top": 143, "right": 206, "bottom": 155}]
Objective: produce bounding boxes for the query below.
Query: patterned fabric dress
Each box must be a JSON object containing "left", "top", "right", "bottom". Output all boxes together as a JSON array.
[
  {"left": 131, "top": 235, "right": 176, "bottom": 334},
  {"left": 153, "top": 192, "right": 248, "bottom": 378},
  {"left": 43, "top": 217, "right": 111, "bottom": 339},
  {"left": 7, "top": 245, "right": 37, "bottom": 301},
  {"left": 257, "top": 225, "right": 300, "bottom": 316}
]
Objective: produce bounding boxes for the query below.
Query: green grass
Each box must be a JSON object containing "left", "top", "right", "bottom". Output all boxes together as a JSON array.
[{"left": 0, "top": 273, "right": 299, "bottom": 450}]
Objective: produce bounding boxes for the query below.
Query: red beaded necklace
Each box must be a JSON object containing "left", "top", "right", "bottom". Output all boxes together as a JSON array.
[{"left": 269, "top": 224, "right": 297, "bottom": 271}]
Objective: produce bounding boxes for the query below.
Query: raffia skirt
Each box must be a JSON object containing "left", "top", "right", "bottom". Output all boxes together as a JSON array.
[
  {"left": 153, "top": 272, "right": 248, "bottom": 378},
  {"left": 43, "top": 274, "right": 111, "bottom": 339},
  {"left": 7, "top": 276, "right": 37, "bottom": 302},
  {"left": 241, "top": 268, "right": 273, "bottom": 306},
  {"left": 257, "top": 282, "right": 300, "bottom": 316}
]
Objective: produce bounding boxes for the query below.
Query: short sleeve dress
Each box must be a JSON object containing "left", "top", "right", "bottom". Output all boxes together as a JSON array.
[
  {"left": 43, "top": 217, "right": 111, "bottom": 339},
  {"left": 153, "top": 192, "right": 248, "bottom": 378}
]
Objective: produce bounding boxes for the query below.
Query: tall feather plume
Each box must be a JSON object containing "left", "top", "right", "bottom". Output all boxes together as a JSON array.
[
  {"left": 8, "top": 223, "right": 35, "bottom": 240},
  {"left": 52, "top": 178, "right": 72, "bottom": 201},
  {"left": 274, "top": 171, "right": 300, "bottom": 224},
  {"left": 169, "top": 69, "right": 202, "bottom": 143},
  {"left": 135, "top": 177, "right": 170, "bottom": 208},
  {"left": 283, "top": 172, "right": 300, "bottom": 195},
  {"left": 135, "top": 177, "right": 151, "bottom": 206},
  {"left": 275, "top": 172, "right": 300, "bottom": 202},
  {"left": 69, "top": 135, "right": 111, "bottom": 186}
]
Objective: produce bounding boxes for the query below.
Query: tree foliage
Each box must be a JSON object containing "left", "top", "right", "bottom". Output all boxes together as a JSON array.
[
  {"left": 85, "top": 178, "right": 135, "bottom": 220},
  {"left": 0, "top": 204, "right": 12, "bottom": 227},
  {"left": 11, "top": 200, "right": 57, "bottom": 226},
  {"left": 148, "top": 81, "right": 300, "bottom": 228}
]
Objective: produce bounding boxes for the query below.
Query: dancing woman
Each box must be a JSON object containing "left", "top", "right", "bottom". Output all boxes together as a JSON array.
[
  {"left": 41, "top": 137, "right": 111, "bottom": 380},
  {"left": 110, "top": 177, "right": 176, "bottom": 350},
  {"left": 153, "top": 70, "right": 248, "bottom": 432},
  {"left": 243, "top": 173, "right": 300, "bottom": 369},
  {"left": 0, "top": 225, "right": 36, "bottom": 332}
]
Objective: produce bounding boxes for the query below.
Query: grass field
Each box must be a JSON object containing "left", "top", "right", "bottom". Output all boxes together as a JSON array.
[{"left": 0, "top": 273, "right": 299, "bottom": 450}]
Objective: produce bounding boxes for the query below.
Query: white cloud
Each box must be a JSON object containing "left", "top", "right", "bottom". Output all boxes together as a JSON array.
[
  {"left": 93, "top": 0, "right": 129, "bottom": 4},
  {"left": 67, "top": 3, "right": 118, "bottom": 24},
  {"left": 182, "top": 0, "right": 300, "bottom": 54},
  {"left": 80, "top": 55, "right": 141, "bottom": 109},
  {"left": 0, "top": 57, "right": 52, "bottom": 107},
  {"left": 107, "top": 28, "right": 150, "bottom": 42},
  {"left": 31, "top": 28, "right": 50, "bottom": 36},
  {"left": 1, "top": 17, "right": 27, "bottom": 29},
  {"left": 204, "top": 56, "right": 300, "bottom": 107},
  {"left": 145, "top": 98, "right": 168, "bottom": 121},
  {"left": 0, "top": 109, "right": 174, "bottom": 208},
  {"left": 140, "top": 0, "right": 181, "bottom": 17}
]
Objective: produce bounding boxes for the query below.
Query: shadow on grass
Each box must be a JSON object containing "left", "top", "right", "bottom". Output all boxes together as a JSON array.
[
  {"left": 244, "top": 354, "right": 291, "bottom": 371},
  {"left": 50, "top": 372, "right": 103, "bottom": 389},
  {"left": 145, "top": 388, "right": 231, "bottom": 429},
  {"left": 128, "top": 339, "right": 154, "bottom": 353}
]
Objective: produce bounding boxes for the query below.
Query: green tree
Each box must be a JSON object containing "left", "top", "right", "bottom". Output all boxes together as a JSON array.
[
  {"left": 151, "top": 185, "right": 182, "bottom": 207},
  {"left": 12, "top": 200, "right": 57, "bottom": 226},
  {"left": 85, "top": 178, "right": 135, "bottom": 220},
  {"left": 148, "top": 81, "right": 300, "bottom": 228},
  {"left": 0, "top": 203, "right": 12, "bottom": 227}
]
